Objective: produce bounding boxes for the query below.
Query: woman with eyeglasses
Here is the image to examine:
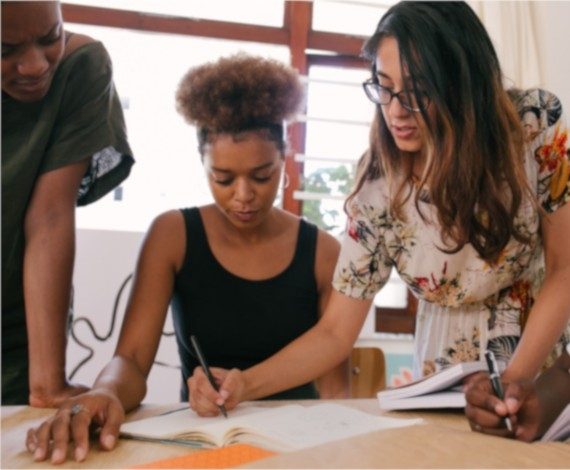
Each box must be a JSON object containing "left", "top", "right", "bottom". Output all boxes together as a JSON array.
[
  {"left": 351, "top": 3, "right": 570, "bottom": 380},
  {"left": 181, "top": 1, "right": 570, "bottom": 423}
]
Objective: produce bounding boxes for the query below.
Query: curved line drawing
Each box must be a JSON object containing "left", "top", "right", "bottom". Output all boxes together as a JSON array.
[{"left": 69, "top": 273, "right": 180, "bottom": 380}]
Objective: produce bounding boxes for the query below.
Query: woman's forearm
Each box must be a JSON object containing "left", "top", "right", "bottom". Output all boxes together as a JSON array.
[
  {"left": 241, "top": 293, "right": 371, "bottom": 400},
  {"left": 92, "top": 355, "right": 148, "bottom": 412},
  {"left": 23, "top": 159, "right": 91, "bottom": 405},
  {"left": 505, "top": 268, "right": 570, "bottom": 381},
  {"left": 24, "top": 209, "right": 75, "bottom": 401},
  {"left": 242, "top": 328, "right": 352, "bottom": 400},
  {"left": 316, "top": 357, "right": 351, "bottom": 399}
]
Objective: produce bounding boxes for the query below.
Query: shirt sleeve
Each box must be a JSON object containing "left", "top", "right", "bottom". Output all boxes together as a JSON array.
[
  {"left": 523, "top": 89, "right": 570, "bottom": 213},
  {"left": 332, "top": 184, "right": 393, "bottom": 300},
  {"left": 40, "top": 42, "right": 134, "bottom": 206}
]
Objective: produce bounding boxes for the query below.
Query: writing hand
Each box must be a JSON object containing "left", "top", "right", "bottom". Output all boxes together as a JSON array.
[
  {"left": 465, "top": 374, "right": 540, "bottom": 441},
  {"left": 501, "top": 381, "right": 542, "bottom": 442},
  {"left": 188, "top": 367, "right": 244, "bottom": 416},
  {"left": 464, "top": 374, "right": 514, "bottom": 438},
  {"left": 26, "top": 390, "right": 125, "bottom": 463}
]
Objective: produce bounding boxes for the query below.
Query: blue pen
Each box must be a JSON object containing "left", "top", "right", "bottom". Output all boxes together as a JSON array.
[
  {"left": 190, "top": 335, "right": 228, "bottom": 418},
  {"left": 484, "top": 350, "right": 513, "bottom": 432}
]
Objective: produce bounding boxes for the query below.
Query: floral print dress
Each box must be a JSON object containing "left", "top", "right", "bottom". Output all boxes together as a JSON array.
[{"left": 333, "top": 89, "right": 570, "bottom": 378}]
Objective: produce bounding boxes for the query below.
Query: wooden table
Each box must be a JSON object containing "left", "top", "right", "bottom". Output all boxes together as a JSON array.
[{"left": 2, "top": 399, "right": 569, "bottom": 468}]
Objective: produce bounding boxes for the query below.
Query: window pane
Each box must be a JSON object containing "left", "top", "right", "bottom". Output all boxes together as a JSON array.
[
  {"left": 68, "top": 23, "right": 289, "bottom": 232},
  {"left": 312, "top": 0, "right": 395, "bottom": 36},
  {"left": 374, "top": 271, "right": 408, "bottom": 309},
  {"left": 301, "top": 60, "right": 410, "bottom": 311},
  {"left": 305, "top": 66, "right": 373, "bottom": 158},
  {"left": 302, "top": 195, "right": 347, "bottom": 237},
  {"left": 306, "top": 67, "right": 374, "bottom": 123},
  {"left": 303, "top": 160, "right": 356, "bottom": 197},
  {"left": 301, "top": 65, "right": 373, "bottom": 236},
  {"left": 304, "top": 121, "right": 369, "bottom": 163},
  {"left": 66, "top": 0, "right": 285, "bottom": 27}
]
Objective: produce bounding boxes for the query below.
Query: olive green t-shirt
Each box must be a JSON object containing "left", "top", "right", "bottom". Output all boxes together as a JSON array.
[{"left": 2, "top": 41, "right": 134, "bottom": 313}]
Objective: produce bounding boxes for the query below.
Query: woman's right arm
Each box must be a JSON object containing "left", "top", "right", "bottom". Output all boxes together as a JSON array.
[
  {"left": 189, "top": 290, "right": 372, "bottom": 415},
  {"left": 26, "top": 210, "right": 185, "bottom": 463}
]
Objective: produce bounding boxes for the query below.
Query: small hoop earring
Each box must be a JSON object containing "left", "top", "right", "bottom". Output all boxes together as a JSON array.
[{"left": 283, "top": 172, "right": 290, "bottom": 189}]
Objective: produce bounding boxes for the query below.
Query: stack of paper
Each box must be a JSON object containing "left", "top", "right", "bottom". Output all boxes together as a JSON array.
[{"left": 377, "top": 361, "right": 487, "bottom": 411}]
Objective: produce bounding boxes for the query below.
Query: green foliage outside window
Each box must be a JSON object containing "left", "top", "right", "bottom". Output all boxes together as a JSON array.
[{"left": 302, "top": 165, "right": 354, "bottom": 232}]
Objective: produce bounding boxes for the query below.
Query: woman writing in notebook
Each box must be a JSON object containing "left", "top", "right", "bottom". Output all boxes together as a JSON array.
[
  {"left": 26, "top": 54, "right": 348, "bottom": 463},
  {"left": 186, "top": 1, "right": 570, "bottom": 417}
]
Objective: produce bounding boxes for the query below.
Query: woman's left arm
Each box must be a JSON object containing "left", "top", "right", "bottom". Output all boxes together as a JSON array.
[
  {"left": 504, "top": 201, "right": 570, "bottom": 381},
  {"left": 314, "top": 230, "right": 351, "bottom": 398}
]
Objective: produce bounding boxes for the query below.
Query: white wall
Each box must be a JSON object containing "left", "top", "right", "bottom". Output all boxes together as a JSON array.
[
  {"left": 68, "top": 229, "right": 180, "bottom": 403},
  {"left": 532, "top": 1, "right": 570, "bottom": 107}
]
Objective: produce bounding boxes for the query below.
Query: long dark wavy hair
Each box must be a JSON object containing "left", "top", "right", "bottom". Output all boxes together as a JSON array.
[{"left": 347, "top": 1, "right": 533, "bottom": 262}]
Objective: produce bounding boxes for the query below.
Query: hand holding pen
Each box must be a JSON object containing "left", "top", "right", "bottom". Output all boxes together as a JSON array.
[
  {"left": 484, "top": 350, "right": 513, "bottom": 432},
  {"left": 190, "top": 335, "right": 228, "bottom": 418}
]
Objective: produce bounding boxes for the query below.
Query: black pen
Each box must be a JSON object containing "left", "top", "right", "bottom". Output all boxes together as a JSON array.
[
  {"left": 190, "top": 335, "right": 228, "bottom": 418},
  {"left": 484, "top": 350, "right": 513, "bottom": 432}
]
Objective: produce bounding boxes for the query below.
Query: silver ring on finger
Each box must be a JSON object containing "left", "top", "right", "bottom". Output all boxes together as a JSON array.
[
  {"left": 70, "top": 403, "right": 87, "bottom": 417},
  {"left": 473, "top": 423, "right": 483, "bottom": 432}
]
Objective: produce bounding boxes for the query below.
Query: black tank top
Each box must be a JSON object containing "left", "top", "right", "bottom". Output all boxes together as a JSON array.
[{"left": 171, "top": 207, "right": 319, "bottom": 401}]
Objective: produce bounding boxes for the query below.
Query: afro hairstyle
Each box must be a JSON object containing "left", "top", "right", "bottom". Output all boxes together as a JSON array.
[{"left": 175, "top": 53, "right": 304, "bottom": 133}]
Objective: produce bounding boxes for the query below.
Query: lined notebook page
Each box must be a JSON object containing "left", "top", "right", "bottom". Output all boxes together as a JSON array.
[
  {"left": 219, "top": 403, "right": 422, "bottom": 450},
  {"left": 122, "top": 403, "right": 423, "bottom": 451},
  {"left": 121, "top": 405, "right": 266, "bottom": 441}
]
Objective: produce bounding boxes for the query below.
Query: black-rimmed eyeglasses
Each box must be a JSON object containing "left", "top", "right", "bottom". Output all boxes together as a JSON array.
[{"left": 362, "top": 79, "right": 430, "bottom": 112}]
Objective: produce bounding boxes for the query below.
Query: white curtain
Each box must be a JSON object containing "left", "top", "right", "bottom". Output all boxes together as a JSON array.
[{"left": 468, "top": 1, "right": 541, "bottom": 90}]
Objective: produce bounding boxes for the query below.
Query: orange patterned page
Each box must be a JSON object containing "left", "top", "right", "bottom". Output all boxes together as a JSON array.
[{"left": 132, "top": 444, "right": 276, "bottom": 469}]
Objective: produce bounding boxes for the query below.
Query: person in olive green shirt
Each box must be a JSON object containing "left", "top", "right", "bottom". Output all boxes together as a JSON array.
[{"left": 2, "top": 1, "right": 134, "bottom": 406}]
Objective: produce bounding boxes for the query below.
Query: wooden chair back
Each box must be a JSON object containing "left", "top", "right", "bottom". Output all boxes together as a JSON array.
[{"left": 350, "top": 346, "right": 386, "bottom": 398}]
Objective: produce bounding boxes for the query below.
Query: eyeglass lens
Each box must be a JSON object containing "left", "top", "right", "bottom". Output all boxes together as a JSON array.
[{"left": 364, "top": 81, "right": 427, "bottom": 111}]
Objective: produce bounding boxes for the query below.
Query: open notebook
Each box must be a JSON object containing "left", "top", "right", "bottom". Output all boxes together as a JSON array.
[
  {"left": 120, "top": 402, "right": 423, "bottom": 452},
  {"left": 377, "top": 361, "right": 487, "bottom": 410}
]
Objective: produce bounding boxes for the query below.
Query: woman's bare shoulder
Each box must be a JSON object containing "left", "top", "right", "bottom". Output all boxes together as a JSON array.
[
  {"left": 316, "top": 227, "right": 341, "bottom": 255},
  {"left": 149, "top": 209, "right": 185, "bottom": 236},
  {"left": 142, "top": 210, "right": 186, "bottom": 270}
]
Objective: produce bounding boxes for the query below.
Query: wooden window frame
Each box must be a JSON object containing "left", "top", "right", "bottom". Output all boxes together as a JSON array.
[
  {"left": 375, "top": 292, "right": 417, "bottom": 335},
  {"left": 61, "top": 2, "right": 415, "bottom": 334}
]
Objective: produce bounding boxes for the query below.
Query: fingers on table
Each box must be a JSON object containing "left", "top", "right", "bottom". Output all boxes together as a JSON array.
[{"left": 26, "top": 404, "right": 93, "bottom": 463}]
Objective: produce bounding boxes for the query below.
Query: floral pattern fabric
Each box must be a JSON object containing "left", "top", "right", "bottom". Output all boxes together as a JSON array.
[{"left": 333, "top": 88, "right": 570, "bottom": 378}]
